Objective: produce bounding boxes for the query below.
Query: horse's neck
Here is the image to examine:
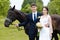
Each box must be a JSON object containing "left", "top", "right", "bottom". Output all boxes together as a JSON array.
[
  {"left": 15, "top": 13, "right": 24, "bottom": 23},
  {"left": 14, "top": 10, "right": 27, "bottom": 23}
]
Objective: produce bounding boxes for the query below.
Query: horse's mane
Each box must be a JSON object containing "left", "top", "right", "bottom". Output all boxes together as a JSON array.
[{"left": 13, "top": 9, "right": 27, "bottom": 21}]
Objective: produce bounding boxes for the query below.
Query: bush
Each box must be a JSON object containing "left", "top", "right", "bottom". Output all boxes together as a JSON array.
[
  {"left": 21, "top": 0, "right": 43, "bottom": 14},
  {"left": 48, "top": 0, "right": 60, "bottom": 14},
  {"left": 21, "top": 4, "right": 31, "bottom": 13},
  {"left": 0, "top": 0, "right": 10, "bottom": 16}
]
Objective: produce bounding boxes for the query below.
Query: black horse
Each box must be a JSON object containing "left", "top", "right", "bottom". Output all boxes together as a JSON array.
[
  {"left": 4, "top": 6, "right": 60, "bottom": 40},
  {"left": 4, "top": 6, "right": 30, "bottom": 35},
  {"left": 51, "top": 14, "right": 60, "bottom": 40}
]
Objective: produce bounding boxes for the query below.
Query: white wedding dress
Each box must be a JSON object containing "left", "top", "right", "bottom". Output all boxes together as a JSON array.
[{"left": 39, "top": 15, "right": 52, "bottom": 40}]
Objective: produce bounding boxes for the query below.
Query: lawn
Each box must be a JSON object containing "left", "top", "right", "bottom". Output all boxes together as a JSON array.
[
  {"left": 0, "top": 16, "right": 28, "bottom": 40},
  {"left": 0, "top": 16, "right": 60, "bottom": 40}
]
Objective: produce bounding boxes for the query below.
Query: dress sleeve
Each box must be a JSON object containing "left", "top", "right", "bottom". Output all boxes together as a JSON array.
[{"left": 48, "top": 15, "right": 53, "bottom": 33}]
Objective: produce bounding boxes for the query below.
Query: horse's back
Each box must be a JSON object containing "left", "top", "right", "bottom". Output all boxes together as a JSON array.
[{"left": 51, "top": 14, "right": 60, "bottom": 31}]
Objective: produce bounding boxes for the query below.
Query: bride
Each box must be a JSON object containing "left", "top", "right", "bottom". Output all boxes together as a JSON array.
[{"left": 38, "top": 7, "right": 53, "bottom": 40}]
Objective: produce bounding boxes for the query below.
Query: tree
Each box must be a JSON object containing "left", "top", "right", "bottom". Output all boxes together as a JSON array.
[
  {"left": 36, "top": 0, "right": 43, "bottom": 12},
  {"left": 0, "top": 0, "right": 10, "bottom": 16},
  {"left": 48, "top": 0, "right": 60, "bottom": 14},
  {"left": 21, "top": 0, "right": 43, "bottom": 13}
]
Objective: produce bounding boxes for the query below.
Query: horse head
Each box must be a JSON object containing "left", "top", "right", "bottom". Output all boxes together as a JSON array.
[{"left": 4, "top": 5, "right": 27, "bottom": 27}]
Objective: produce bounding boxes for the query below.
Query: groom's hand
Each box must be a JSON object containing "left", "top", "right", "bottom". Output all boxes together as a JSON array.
[
  {"left": 45, "top": 23, "right": 49, "bottom": 27},
  {"left": 15, "top": 24, "right": 21, "bottom": 31},
  {"left": 15, "top": 24, "right": 19, "bottom": 27}
]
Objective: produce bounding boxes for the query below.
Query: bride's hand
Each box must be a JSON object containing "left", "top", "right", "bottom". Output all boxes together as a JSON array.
[{"left": 15, "top": 24, "right": 19, "bottom": 28}]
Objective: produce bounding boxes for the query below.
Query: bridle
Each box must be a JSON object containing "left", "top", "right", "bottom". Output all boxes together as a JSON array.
[{"left": 5, "top": 18, "right": 12, "bottom": 23}]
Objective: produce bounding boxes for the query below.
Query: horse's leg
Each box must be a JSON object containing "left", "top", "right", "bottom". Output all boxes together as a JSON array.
[
  {"left": 51, "top": 30, "right": 58, "bottom": 40},
  {"left": 53, "top": 30, "right": 58, "bottom": 40},
  {"left": 51, "top": 30, "right": 56, "bottom": 40},
  {"left": 51, "top": 33, "right": 54, "bottom": 40}
]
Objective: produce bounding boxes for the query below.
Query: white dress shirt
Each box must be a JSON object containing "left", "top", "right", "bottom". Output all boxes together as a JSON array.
[{"left": 32, "top": 11, "right": 37, "bottom": 21}]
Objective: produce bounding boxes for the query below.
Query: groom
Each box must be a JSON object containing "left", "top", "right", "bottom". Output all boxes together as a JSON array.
[
  {"left": 16, "top": 3, "right": 42, "bottom": 40},
  {"left": 26, "top": 3, "right": 42, "bottom": 40}
]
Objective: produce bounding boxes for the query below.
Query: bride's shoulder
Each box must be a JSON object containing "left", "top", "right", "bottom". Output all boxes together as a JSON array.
[
  {"left": 47, "top": 14, "right": 51, "bottom": 18},
  {"left": 38, "top": 15, "right": 44, "bottom": 19},
  {"left": 47, "top": 14, "right": 51, "bottom": 20},
  {"left": 38, "top": 15, "right": 43, "bottom": 19},
  {"left": 41, "top": 15, "right": 45, "bottom": 18}
]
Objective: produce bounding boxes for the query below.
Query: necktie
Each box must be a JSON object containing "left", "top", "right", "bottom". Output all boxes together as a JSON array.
[{"left": 34, "top": 14, "right": 36, "bottom": 21}]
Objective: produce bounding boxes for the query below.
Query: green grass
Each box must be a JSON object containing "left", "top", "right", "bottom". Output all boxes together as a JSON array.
[
  {"left": 0, "top": 16, "right": 60, "bottom": 40},
  {"left": 0, "top": 16, "right": 28, "bottom": 40}
]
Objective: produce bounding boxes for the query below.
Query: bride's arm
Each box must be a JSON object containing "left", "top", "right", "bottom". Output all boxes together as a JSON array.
[{"left": 48, "top": 16, "right": 53, "bottom": 34}]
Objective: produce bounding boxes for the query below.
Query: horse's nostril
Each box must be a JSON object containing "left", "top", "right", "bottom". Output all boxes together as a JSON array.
[
  {"left": 4, "top": 23, "right": 9, "bottom": 27},
  {"left": 5, "top": 25, "right": 9, "bottom": 27}
]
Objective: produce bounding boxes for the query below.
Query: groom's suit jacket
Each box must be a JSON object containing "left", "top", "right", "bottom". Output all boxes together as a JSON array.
[
  {"left": 27, "top": 12, "right": 42, "bottom": 35},
  {"left": 18, "top": 12, "right": 42, "bottom": 35}
]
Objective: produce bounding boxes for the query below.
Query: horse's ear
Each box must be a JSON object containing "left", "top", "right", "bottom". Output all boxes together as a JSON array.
[
  {"left": 10, "top": 6, "right": 11, "bottom": 8},
  {"left": 12, "top": 5, "right": 15, "bottom": 10},
  {"left": 9, "top": 6, "right": 12, "bottom": 8}
]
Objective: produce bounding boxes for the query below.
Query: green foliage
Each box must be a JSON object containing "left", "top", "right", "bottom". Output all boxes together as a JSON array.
[
  {"left": 21, "top": 0, "right": 43, "bottom": 13},
  {"left": 48, "top": 0, "right": 60, "bottom": 14},
  {"left": 22, "top": 0, "right": 36, "bottom": 8},
  {"left": 0, "top": 0, "right": 10, "bottom": 16},
  {"left": 36, "top": 0, "right": 43, "bottom": 12},
  {"left": 21, "top": 4, "right": 31, "bottom": 13}
]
